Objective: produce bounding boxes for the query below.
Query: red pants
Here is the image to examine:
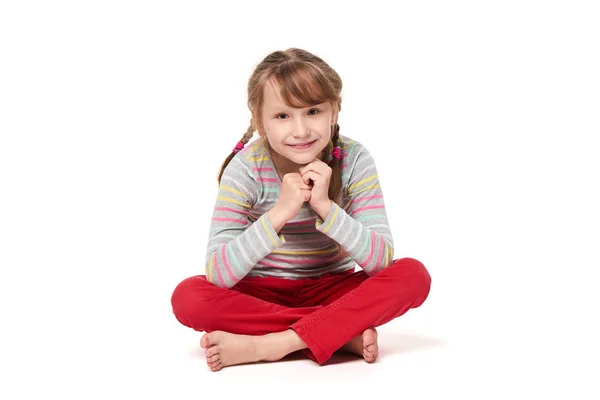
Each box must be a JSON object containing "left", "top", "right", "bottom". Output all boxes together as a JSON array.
[{"left": 171, "top": 257, "right": 431, "bottom": 365}]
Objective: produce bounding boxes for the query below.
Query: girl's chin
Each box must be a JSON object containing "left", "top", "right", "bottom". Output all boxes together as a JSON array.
[
  {"left": 286, "top": 153, "right": 315, "bottom": 163},
  {"left": 271, "top": 144, "right": 326, "bottom": 167}
]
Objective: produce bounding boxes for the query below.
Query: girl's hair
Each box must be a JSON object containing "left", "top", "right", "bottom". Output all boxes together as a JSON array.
[{"left": 217, "top": 48, "right": 344, "bottom": 205}]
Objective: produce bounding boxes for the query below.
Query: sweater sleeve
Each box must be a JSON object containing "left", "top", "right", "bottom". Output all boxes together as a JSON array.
[
  {"left": 315, "top": 144, "right": 394, "bottom": 275},
  {"left": 204, "top": 156, "right": 285, "bottom": 289}
]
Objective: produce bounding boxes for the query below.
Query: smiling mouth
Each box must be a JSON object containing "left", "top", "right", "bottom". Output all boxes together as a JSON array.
[{"left": 287, "top": 140, "right": 316, "bottom": 149}]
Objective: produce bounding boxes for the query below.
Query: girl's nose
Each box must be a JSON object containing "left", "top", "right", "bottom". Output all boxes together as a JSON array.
[{"left": 293, "top": 117, "right": 310, "bottom": 137}]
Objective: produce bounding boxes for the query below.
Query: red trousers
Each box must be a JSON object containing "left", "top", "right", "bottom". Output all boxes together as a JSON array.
[{"left": 171, "top": 257, "right": 431, "bottom": 365}]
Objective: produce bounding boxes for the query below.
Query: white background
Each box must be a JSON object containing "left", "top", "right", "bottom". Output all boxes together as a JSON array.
[{"left": 1, "top": 1, "right": 599, "bottom": 398}]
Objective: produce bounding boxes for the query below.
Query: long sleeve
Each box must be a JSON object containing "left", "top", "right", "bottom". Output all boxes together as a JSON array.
[
  {"left": 204, "top": 156, "right": 285, "bottom": 289},
  {"left": 315, "top": 144, "right": 394, "bottom": 275}
]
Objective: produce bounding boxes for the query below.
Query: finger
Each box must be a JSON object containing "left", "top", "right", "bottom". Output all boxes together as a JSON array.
[
  {"left": 297, "top": 182, "right": 313, "bottom": 190},
  {"left": 302, "top": 165, "right": 330, "bottom": 180},
  {"left": 281, "top": 172, "right": 302, "bottom": 184},
  {"left": 302, "top": 171, "right": 323, "bottom": 186},
  {"left": 300, "top": 159, "right": 327, "bottom": 175},
  {"left": 301, "top": 188, "right": 312, "bottom": 201},
  {"left": 282, "top": 174, "right": 312, "bottom": 189}
]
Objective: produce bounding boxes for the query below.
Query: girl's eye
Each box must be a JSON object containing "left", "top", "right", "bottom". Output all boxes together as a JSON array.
[{"left": 276, "top": 109, "right": 320, "bottom": 120}]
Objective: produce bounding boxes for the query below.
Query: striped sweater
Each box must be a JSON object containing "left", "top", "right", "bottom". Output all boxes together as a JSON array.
[{"left": 205, "top": 134, "right": 394, "bottom": 289}]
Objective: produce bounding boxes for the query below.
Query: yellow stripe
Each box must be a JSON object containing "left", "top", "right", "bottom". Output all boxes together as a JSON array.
[
  {"left": 245, "top": 141, "right": 262, "bottom": 159},
  {"left": 322, "top": 204, "right": 339, "bottom": 233},
  {"left": 260, "top": 217, "right": 278, "bottom": 246},
  {"left": 217, "top": 196, "right": 251, "bottom": 208},
  {"left": 220, "top": 185, "right": 247, "bottom": 199},
  {"left": 272, "top": 246, "right": 338, "bottom": 255},
  {"left": 383, "top": 241, "right": 389, "bottom": 267},
  {"left": 348, "top": 175, "right": 377, "bottom": 192},
  {"left": 248, "top": 156, "right": 269, "bottom": 162},
  {"left": 207, "top": 254, "right": 213, "bottom": 283},
  {"left": 350, "top": 183, "right": 380, "bottom": 195}
]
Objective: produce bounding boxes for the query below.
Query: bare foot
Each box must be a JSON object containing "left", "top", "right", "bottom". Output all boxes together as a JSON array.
[
  {"left": 200, "top": 330, "right": 307, "bottom": 372},
  {"left": 340, "top": 327, "right": 379, "bottom": 363}
]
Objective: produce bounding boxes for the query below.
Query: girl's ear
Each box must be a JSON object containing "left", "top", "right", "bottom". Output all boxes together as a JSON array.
[
  {"left": 330, "top": 107, "right": 339, "bottom": 126},
  {"left": 252, "top": 118, "right": 265, "bottom": 138}
]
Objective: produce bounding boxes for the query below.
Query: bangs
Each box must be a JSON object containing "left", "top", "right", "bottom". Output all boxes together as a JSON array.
[{"left": 272, "top": 62, "right": 337, "bottom": 108}]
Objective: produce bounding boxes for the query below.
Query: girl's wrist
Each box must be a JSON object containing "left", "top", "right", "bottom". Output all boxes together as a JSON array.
[
  {"left": 267, "top": 207, "right": 287, "bottom": 233},
  {"left": 312, "top": 200, "right": 333, "bottom": 221}
]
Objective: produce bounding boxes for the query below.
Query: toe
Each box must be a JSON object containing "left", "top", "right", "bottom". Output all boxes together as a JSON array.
[
  {"left": 207, "top": 353, "right": 220, "bottom": 363},
  {"left": 364, "top": 342, "right": 376, "bottom": 351},
  {"left": 207, "top": 358, "right": 220, "bottom": 367},
  {"left": 200, "top": 333, "right": 211, "bottom": 349},
  {"left": 205, "top": 345, "right": 220, "bottom": 358},
  {"left": 210, "top": 362, "right": 223, "bottom": 372},
  {"left": 362, "top": 330, "right": 376, "bottom": 345},
  {"left": 364, "top": 351, "right": 375, "bottom": 363}
]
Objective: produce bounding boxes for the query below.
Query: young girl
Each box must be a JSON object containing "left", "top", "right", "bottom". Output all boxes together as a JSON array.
[{"left": 171, "top": 48, "right": 431, "bottom": 372}]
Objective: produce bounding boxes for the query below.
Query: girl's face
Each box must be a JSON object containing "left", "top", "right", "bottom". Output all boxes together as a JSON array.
[{"left": 260, "top": 79, "right": 336, "bottom": 173}]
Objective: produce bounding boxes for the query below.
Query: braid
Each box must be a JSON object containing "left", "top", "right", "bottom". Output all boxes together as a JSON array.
[
  {"left": 328, "top": 122, "right": 343, "bottom": 205},
  {"left": 217, "top": 122, "right": 255, "bottom": 184},
  {"left": 239, "top": 123, "right": 255, "bottom": 148}
]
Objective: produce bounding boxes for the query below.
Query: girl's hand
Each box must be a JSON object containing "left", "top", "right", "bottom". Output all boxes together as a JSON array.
[
  {"left": 300, "top": 159, "right": 333, "bottom": 220},
  {"left": 268, "top": 172, "right": 312, "bottom": 231}
]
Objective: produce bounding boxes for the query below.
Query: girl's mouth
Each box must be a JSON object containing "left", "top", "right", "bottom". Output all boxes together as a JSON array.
[{"left": 287, "top": 140, "right": 316, "bottom": 150}]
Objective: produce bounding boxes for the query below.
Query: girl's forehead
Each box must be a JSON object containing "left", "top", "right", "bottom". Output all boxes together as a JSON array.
[
  {"left": 263, "top": 78, "right": 328, "bottom": 111},
  {"left": 263, "top": 79, "right": 285, "bottom": 105}
]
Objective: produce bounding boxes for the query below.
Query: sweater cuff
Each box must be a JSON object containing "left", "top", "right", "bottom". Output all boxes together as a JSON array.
[
  {"left": 258, "top": 213, "right": 286, "bottom": 247},
  {"left": 315, "top": 201, "right": 343, "bottom": 235}
]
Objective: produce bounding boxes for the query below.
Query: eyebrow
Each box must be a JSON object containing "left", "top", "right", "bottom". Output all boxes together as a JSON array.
[{"left": 267, "top": 102, "right": 328, "bottom": 112}]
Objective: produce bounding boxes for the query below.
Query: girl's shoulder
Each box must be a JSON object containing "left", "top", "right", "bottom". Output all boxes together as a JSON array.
[
  {"left": 338, "top": 134, "right": 372, "bottom": 164},
  {"left": 235, "top": 138, "right": 267, "bottom": 160},
  {"left": 337, "top": 133, "right": 356, "bottom": 150},
  {"left": 227, "top": 138, "right": 269, "bottom": 171}
]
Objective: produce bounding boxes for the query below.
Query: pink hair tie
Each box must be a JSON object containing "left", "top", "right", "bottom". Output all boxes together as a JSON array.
[
  {"left": 232, "top": 141, "right": 245, "bottom": 154},
  {"left": 331, "top": 146, "right": 341, "bottom": 160}
]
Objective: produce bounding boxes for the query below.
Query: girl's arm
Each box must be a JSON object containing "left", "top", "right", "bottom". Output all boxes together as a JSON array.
[
  {"left": 204, "top": 156, "right": 285, "bottom": 289},
  {"left": 316, "top": 143, "right": 394, "bottom": 275}
]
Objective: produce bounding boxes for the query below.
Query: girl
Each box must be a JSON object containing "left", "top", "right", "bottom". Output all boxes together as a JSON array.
[{"left": 171, "top": 48, "right": 431, "bottom": 372}]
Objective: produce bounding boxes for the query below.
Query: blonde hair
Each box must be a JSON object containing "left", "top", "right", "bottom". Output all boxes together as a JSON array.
[{"left": 217, "top": 48, "right": 344, "bottom": 204}]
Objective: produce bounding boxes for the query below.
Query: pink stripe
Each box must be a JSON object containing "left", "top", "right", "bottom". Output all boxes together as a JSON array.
[
  {"left": 375, "top": 238, "right": 385, "bottom": 269},
  {"left": 213, "top": 253, "right": 226, "bottom": 287},
  {"left": 353, "top": 204, "right": 385, "bottom": 213},
  {"left": 286, "top": 219, "right": 315, "bottom": 226},
  {"left": 222, "top": 246, "right": 239, "bottom": 282},
  {"left": 349, "top": 195, "right": 383, "bottom": 206},
  {"left": 257, "top": 260, "right": 288, "bottom": 269},
  {"left": 258, "top": 178, "right": 278, "bottom": 182},
  {"left": 252, "top": 167, "right": 273, "bottom": 171},
  {"left": 361, "top": 231, "right": 377, "bottom": 267},
  {"left": 342, "top": 163, "right": 348, "bottom": 168},
  {"left": 212, "top": 217, "right": 246, "bottom": 225},
  {"left": 265, "top": 254, "right": 342, "bottom": 265},
  {"left": 215, "top": 207, "right": 249, "bottom": 215}
]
